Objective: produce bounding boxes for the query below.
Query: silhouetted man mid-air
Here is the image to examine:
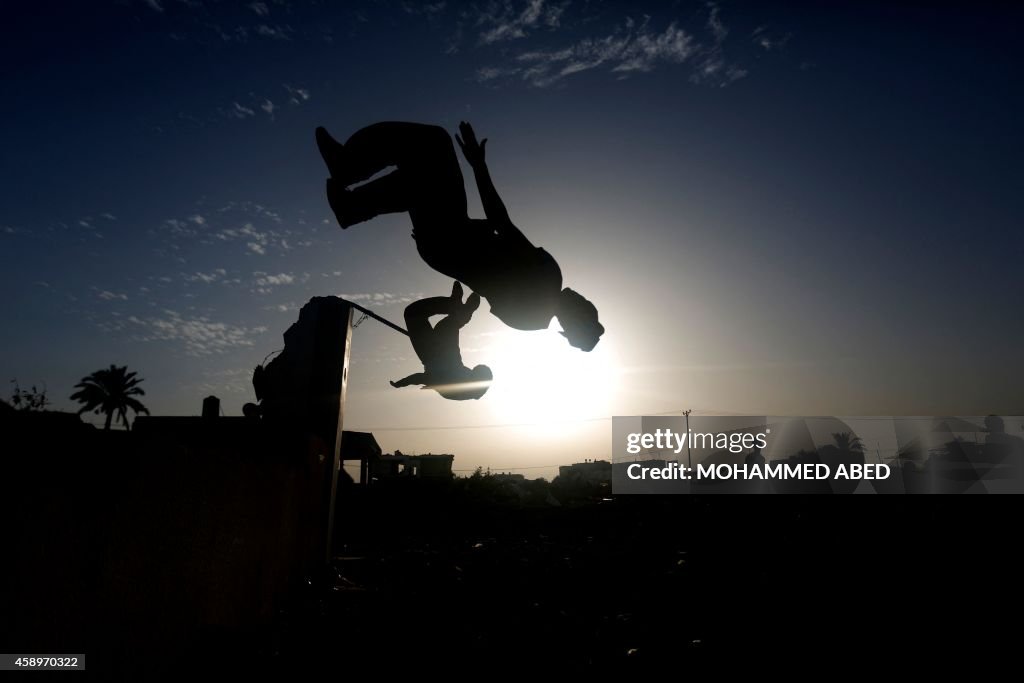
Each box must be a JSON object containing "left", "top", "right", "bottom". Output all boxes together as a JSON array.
[
  {"left": 390, "top": 282, "right": 492, "bottom": 401},
  {"left": 315, "top": 121, "right": 604, "bottom": 351}
]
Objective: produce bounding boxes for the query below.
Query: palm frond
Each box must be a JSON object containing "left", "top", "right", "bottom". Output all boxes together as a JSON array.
[{"left": 69, "top": 365, "right": 150, "bottom": 430}]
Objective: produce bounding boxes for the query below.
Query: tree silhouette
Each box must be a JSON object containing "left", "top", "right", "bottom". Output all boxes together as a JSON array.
[
  {"left": 832, "top": 432, "right": 864, "bottom": 453},
  {"left": 70, "top": 365, "right": 149, "bottom": 430}
]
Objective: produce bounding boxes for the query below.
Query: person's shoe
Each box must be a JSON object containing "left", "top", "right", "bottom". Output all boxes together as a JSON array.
[{"left": 316, "top": 126, "right": 346, "bottom": 179}]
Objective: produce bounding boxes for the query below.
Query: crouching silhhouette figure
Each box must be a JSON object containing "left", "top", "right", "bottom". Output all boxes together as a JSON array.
[{"left": 390, "top": 282, "right": 492, "bottom": 401}]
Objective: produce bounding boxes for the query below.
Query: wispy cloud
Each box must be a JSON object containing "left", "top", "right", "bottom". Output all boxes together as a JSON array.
[
  {"left": 158, "top": 82, "right": 311, "bottom": 131},
  {"left": 689, "top": 2, "right": 747, "bottom": 86},
  {"left": 253, "top": 24, "right": 292, "bottom": 40},
  {"left": 184, "top": 268, "right": 228, "bottom": 284},
  {"left": 236, "top": 223, "right": 270, "bottom": 254},
  {"left": 97, "top": 289, "right": 129, "bottom": 301},
  {"left": 707, "top": 2, "right": 728, "bottom": 42},
  {"left": 512, "top": 20, "right": 696, "bottom": 87},
  {"left": 154, "top": 200, "right": 316, "bottom": 266},
  {"left": 337, "top": 292, "right": 424, "bottom": 307},
  {"left": 67, "top": 212, "right": 119, "bottom": 239},
  {"left": 472, "top": 2, "right": 749, "bottom": 88},
  {"left": 249, "top": 1, "right": 269, "bottom": 17},
  {"left": 218, "top": 86, "right": 309, "bottom": 123},
  {"left": 252, "top": 271, "right": 300, "bottom": 293},
  {"left": 255, "top": 273, "right": 294, "bottom": 286},
  {"left": 403, "top": 1, "right": 447, "bottom": 16},
  {"left": 142, "top": 0, "right": 164, "bottom": 13},
  {"left": 232, "top": 102, "right": 255, "bottom": 119},
  {"left": 752, "top": 25, "right": 791, "bottom": 52},
  {"left": 205, "top": 22, "right": 295, "bottom": 43},
  {"left": 192, "top": 367, "right": 256, "bottom": 397},
  {"left": 124, "top": 310, "right": 268, "bottom": 356},
  {"left": 265, "top": 301, "right": 299, "bottom": 313},
  {"left": 283, "top": 84, "right": 311, "bottom": 105},
  {"left": 477, "top": 0, "right": 567, "bottom": 45}
]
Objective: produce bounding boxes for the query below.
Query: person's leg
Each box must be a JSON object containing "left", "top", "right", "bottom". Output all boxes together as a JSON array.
[
  {"left": 404, "top": 295, "right": 456, "bottom": 323},
  {"left": 448, "top": 291, "right": 481, "bottom": 328},
  {"left": 403, "top": 295, "right": 457, "bottom": 364},
  {"left": 330, "top": 169, "right": 413, "bottom": 227},
  {"left": 429, "top": 284, "right": 478, "bottom": 343},
  {"left": 321, "top": 121, "right": 468, "bottom": 228},
  {"left": 320, "top": 122, "right": 453, "bottom": 186}
]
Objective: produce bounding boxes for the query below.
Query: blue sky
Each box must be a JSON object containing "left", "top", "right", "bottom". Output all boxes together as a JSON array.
[{"left": 1, "top": 1, "right": 1021, "bottom": 477}]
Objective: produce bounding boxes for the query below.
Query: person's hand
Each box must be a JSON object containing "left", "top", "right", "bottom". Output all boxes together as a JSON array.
[{"left": 455, "top": 121, "right": 487, "bottom": 168}]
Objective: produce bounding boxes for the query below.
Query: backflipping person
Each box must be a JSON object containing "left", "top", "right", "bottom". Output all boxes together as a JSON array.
[{"left": 315, "top": 120, "right": 604, "bottom": 352}]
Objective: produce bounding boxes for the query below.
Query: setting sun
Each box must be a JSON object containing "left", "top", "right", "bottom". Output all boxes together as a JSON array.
[{"left": 479, "top": 328, "right": 620, "bottom": 427}]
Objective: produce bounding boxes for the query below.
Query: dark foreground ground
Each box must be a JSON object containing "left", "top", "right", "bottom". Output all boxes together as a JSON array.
[
  {"left": 320, "top": 483, "right": 1022, "bottom": 671},
  {"left": 2, "top": 428, "right": 1021, "bottom": 677}
]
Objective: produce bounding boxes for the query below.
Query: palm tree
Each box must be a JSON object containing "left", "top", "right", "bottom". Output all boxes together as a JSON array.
[
  {"left": 70, "top": 365, "right": 149, "bottom": 430},
  {"left": 832, "top": 431, "right": 864, "bottom": 453}
]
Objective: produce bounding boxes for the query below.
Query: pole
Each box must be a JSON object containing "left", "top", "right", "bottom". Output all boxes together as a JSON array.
[
  {"left": 683, "top": 409, "right": 692, "bottom": 468},
  {"left": 347, "top": 301, "right": 409, "bottom": 337}
]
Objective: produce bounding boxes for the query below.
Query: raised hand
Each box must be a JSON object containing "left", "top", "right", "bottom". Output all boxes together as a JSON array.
[{"left": 455, "top": 121, "right": 487, "bottom": 168}]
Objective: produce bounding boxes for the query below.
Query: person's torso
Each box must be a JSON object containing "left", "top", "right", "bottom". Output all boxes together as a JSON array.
[
  {"left": 417, "top": 321, "right": 465, "bottom": 381},
  {"left": 412, "top": 219, "right": 563, "bottom": 330},
  {"left": 484, "top": 246, "right": 562, "bottom": 330}
]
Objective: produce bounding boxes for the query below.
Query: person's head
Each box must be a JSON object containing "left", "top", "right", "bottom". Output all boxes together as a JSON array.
[
  {"left": 556, "top": 288, "right": 604, "bottom": 352},
  {"left": 437, "top": 364, "right": 493, "bottom": 401}
]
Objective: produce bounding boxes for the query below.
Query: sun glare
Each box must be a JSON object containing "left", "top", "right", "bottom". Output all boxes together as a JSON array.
[{"left": 479, "top": 329, "right": 619, "bottom": 427}]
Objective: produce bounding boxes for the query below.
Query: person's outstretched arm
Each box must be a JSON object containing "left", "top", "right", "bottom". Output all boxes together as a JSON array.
[
  {"left": 456, "top": 121, "right": 512, "bottom": 227},
  {"left": 390, "top": 372, "right": 428, "bottom": 388}
]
